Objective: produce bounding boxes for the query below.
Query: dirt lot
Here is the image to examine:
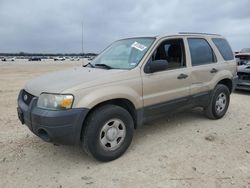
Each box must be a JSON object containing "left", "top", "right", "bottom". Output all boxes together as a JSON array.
[{"left": 0, "top": 60, "right": 250, "bottom": 188}]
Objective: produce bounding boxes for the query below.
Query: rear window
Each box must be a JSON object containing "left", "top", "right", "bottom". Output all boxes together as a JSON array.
[
  {"left": 188, "top": 38, "right": 216, "bottom": 66},
  {"left": 212, "top": 38, "right": 234, "bottom": 61}
]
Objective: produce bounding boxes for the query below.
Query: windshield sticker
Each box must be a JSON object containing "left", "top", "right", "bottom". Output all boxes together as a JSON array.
[
  {"left": 131, "top": 42, "right": 147, "bottom": 51},
  {"left": 130, "top": 62, "right": 137, "bottom": 66}
]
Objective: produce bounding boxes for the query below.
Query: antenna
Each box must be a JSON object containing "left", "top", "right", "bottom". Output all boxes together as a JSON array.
[{"left": 81, "top": 21, "right": 84, "bottom": 65}]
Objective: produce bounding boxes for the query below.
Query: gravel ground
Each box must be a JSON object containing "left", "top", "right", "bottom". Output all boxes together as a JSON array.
[{"left": 0, "top": 60, "right": 250, "bottom": 188}]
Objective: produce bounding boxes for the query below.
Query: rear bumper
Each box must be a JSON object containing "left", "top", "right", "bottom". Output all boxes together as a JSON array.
[{"left": 17, "top": 90, "right": 89, "bottom": 145}]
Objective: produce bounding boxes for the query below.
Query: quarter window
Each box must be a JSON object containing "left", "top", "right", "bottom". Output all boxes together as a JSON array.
[
  {"left": 188, "top": 38, "right": 216, "bottom": 66},
  {"left": 212, "top": 38, "right": 234, "bottom": 61}
]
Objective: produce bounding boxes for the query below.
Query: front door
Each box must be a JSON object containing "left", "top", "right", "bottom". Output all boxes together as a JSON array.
[{"left": 141, "top": 38, "right": 191, "bottom": 118}]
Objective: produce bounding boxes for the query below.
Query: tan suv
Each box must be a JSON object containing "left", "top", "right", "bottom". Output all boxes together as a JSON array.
[{"left": 17, "top": 33, "right": 237, "bottom": 161}]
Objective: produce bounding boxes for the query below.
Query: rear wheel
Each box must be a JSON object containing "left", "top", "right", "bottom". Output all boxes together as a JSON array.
[
  {"left": 205, "top": 84, "right": 230, "bottom": 119},
  {"left": 82, "top": 104, "right": 134, "bottom": 161}
]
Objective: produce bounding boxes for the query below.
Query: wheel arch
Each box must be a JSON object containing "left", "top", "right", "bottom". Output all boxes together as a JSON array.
[
  {"left": 217, "top": 78, "right": 233, "bottom": 93},
  {"left": 80, "top": 98, "right": 140, "bottom": 141}
]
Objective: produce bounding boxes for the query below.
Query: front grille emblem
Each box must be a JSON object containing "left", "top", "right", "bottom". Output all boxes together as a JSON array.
[{"left": 23, "top": 94, "right": 28, "bottom": 101}]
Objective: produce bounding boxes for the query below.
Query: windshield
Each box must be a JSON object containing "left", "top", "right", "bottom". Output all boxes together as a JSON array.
[
  {"left": 91, "top": 38, "right": 155, "bottom": 69},
  {"left": 240, "top": 48, "right": 250, "bottom": 53}
]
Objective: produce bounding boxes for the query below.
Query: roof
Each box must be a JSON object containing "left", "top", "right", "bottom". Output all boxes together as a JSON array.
[
  {"left": 118, "top": 32, "right": 224, "bottom": 41},
  {"left": 156, "top": 32, "right": 223, "bottom": 39},
  {"left": 178, "top": 32, "right": 221, "bottom": 36}
]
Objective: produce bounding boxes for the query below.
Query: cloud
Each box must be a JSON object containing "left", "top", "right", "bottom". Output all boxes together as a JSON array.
[{"left": 0, "top": 0, "right": 249, "bottom": 53}]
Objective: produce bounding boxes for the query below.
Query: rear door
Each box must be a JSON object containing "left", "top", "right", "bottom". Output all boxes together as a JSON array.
[{"left": 187, "top": 37, "right": 219, "bottom": 95}]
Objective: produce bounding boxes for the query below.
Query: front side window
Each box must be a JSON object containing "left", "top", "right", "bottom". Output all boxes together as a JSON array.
[
  {"left": 212, "top": 38, "right": 234, "bottom": 61},
  {"left": 151, "top": 38, "right": 186, "bottom": 70},
  {"left": 91, "top": 38, "right": 155, "bottom": 69},
  {"left": 188, "top": 38, "right": 216, "bottom": 66}
]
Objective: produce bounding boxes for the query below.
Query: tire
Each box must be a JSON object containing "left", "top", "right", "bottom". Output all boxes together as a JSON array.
[
  {"left": 205, "top": 84, "right": 230, "bottom": 119},
  {"left": 82, "top": 104, "right": 134, "bottom": 162}
]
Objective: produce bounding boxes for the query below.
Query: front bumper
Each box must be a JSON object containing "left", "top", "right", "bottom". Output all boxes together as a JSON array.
[
  {"left": 236, "top": 80, "right": 250, "bottom": 91},
  {"left": 17, "top": 90, "right": 89, "bottom": 145},
  {"left": 232, "top": 75, "right": 238, "bottom": 92},
  {"left": 235, "top": 74, "right": 250, "bottom": 91}
]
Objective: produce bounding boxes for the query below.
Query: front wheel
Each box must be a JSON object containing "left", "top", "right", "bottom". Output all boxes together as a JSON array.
[
  {"left": 82, "top": 104, "right": 134, "bottom": 162},
  {"left": 205, "top": 84, "right": 230, "bottom": 119}
]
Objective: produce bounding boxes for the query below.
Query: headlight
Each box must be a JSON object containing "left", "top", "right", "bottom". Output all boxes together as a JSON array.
[{"left": 37, "top": 93, "right": 74, "bottom": 110}]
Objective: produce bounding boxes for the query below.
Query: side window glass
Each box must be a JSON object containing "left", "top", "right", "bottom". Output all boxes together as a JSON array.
[
  {"left": 188, "top": 38, "right": 216, "bottom": 66},
  {"left": 212, "top": 38, "right": 234, "bottom": 61},
  {"left": 152, "top": 39, "right": 186, "bottom": 70}
]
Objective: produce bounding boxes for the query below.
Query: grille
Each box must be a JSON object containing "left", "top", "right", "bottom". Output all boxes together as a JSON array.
[
  {"left": 237, "top": 72, "right": 250, "bottom": 81},
  {"left": 22, "top": 90, "right": 35, "bottom": 106}
]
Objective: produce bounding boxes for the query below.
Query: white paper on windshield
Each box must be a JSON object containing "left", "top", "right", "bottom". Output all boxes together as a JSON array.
[{"left": 131, "top": 42, "right": 147, "bottom": 51}]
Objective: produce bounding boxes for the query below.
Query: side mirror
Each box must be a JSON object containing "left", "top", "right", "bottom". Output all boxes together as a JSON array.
[{"left": 145, "top": 59, "right": 168, "bottom": 73}]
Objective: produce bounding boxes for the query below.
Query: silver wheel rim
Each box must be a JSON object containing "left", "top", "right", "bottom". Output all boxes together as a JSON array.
[
  {"left": 99, "top": 119, "right": 126, "bottom": 151},
  {"left": 215, "top": 92, "right": 227, "bottom": 113}
]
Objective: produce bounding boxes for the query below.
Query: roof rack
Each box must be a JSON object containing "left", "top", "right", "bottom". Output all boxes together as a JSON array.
[{"left": 179, "top": 32, "right": 221, "bottom": 36}]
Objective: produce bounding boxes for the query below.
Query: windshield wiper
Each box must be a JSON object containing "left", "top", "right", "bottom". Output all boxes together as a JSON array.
[
  {"left": 83, "top": 62, "right": 95, "bottom": 68},
  {"left": 95, "top": 63, "right": 113, "bottom": 69}
]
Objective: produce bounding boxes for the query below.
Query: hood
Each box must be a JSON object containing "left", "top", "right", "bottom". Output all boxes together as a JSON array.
[{"left": 25, "top": 67, "right": 126, "bottom": 96}]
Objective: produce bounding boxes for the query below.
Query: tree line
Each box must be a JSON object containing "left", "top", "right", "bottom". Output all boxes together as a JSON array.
[{"left": 0, "top": 52, "right": 98, "bottom": 57}]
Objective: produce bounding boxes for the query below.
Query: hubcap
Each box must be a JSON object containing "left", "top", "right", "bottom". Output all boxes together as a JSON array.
[
  {"left": 106, "top": 127, "right": 118, "bottom": 141},
  {"left": 215, "top": 92, "right": 227, "bottom": 113},
  {"left": 99, "top": 119, "right": 126, "bottom": 151}
]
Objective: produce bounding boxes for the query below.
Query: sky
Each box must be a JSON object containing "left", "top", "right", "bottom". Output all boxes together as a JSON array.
[{"left": 0, "top": 0, "right": 249, "bottom": 53}]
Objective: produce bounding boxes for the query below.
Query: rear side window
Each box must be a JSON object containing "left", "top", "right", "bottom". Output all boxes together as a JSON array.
[
  {"left": 212, "top": 38, "right": 234, "bottom": 61},
  {"left": 188, "top": 38, "right": 216, "bottom": 66}
]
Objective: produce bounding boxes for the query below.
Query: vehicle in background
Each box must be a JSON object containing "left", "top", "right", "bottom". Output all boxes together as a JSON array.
[
  {"left": 54, "top": 57, "right": 65, "bottom": 61},
  {"left": 235, "top": 48, "right": 250, "bottom": 91},
  {"left": 240, "top": 48, "right": 250, "bottom": 53},
  {"left": 28, "top": 57, "right": 42, "bottom": 61},
  {"left": 235, "top": 48, "right": 250, "bottom": 65},
  {"left": 70, "top": 57, "right": 80, "bottom": 61},
  {"left": 87, "top": 56, "right": 95, "bottom": 61},
  {"left": 2, "top": 57, "right": 15, "bottom": 62}
]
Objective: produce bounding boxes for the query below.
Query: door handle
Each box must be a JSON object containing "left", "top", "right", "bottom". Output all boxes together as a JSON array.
[
  {"left": 177, "top": 73, "right": 188, "bottom": 79},
  {"left": 210, "top": 68, "right": 218, "bottom": 73}
]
